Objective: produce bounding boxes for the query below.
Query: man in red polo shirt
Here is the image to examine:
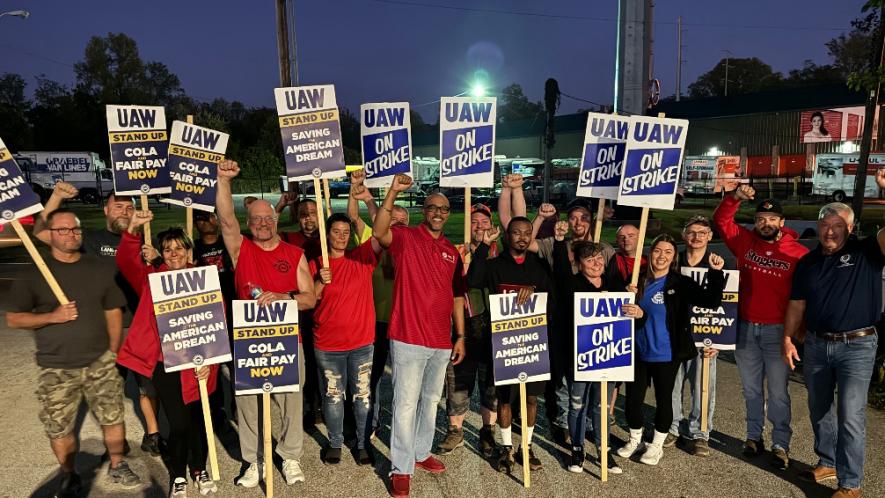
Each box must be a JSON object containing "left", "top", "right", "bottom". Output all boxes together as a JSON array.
[{"left": 373, "top": 174, "right": 467, "bottom": 498}]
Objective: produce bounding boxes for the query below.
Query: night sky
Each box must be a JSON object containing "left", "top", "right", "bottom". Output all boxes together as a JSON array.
[{"left": 0, "top": 0, "right": 866, "bottom": 121}]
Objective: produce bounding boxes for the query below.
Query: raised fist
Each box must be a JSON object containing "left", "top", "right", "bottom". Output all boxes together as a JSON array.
[
  {"left": 538, "top": 203, "right": 557, "bottom": 220},
  {"left": 876, "top": 168, "right": 885, "bottom": 191},
  {"left": 350, "top": 169, "right": 366, "bottom": 186},
  {"left": 734, "top": 184, "right": 755, "bottom": 201},
  {"left": 217, "top": 159, "right": 240, "bottom": 180},
  {"left": 128, "top": 210, "right": 154, "bottom": 233},
  {"left": 708, "top": 252, "right": 725, "bottom": 270},
  {"left": 554, "top": 220, "right": 569, "bottom": 241},
  {"left": 351, "top": 183, "right": 373, "bottom": 201},
  {"left": 52, "top": 181, "right": 79, "bottom": 200},
  {"left": 390, "top": 174, "right": 413, "bottom": 193},
  {"left": 506, "top": 173, "right": 524, "bottom": 189}
]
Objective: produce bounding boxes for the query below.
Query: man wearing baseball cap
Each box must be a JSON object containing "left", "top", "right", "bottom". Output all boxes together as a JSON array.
[{"left": 713, "top": 185, "right": 808, "bottom": 470}]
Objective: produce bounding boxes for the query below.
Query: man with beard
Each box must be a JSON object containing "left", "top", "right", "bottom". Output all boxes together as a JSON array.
[
  {"left": 216, "top": 160, "right": 317, "bottom": 488},
  {"left": 713, "top": 185, "right": 808, "bottom": 470},
  {"left": 466, "top": 217, "right": 554, "bottom": 473},
  {"left": 33, "top": 184, "right": 162, "bottom": 457}
]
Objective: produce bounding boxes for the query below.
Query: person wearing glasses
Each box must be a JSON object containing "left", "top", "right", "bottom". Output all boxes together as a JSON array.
[
  {"left": 215, "top": 160, "right": 317, "bottom": 488},
  {"left": 372, "top": 174, "right": 467, "bottom": 498}
]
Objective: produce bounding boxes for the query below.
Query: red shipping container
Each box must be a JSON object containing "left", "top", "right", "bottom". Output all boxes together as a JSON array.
[
  {"left": 746, "top": 156, "right": 772, "bottom": 177},
  {"left": 777, "top": 154, "right": 806, "bottom": 176}
]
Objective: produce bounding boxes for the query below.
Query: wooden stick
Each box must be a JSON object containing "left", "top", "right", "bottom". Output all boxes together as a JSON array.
[
  {"left": 9, "top": 220, "right": 69, "bottom": 305},
  {"left": 199, "top": 377, "right": 220, "bottom": 481},
  {"left": 594, "top": 198, "right": 605, "bottom": 243},
  {"left": 322, "top": 178, "right": 332, "bottom": 217},
  {"left": 629, "top": 207, "right": 650, "bottom": 287},
  {"left": 600, "top": 379, "right": 608, "bottom": 482},
  {"left": 140, "top": 194, "right": 152, "bottom": 246},
  {"left": 463, "top": 187, "right": 472, "bottom": 264},
  {"left": 701, "top": 355, "right": 710, "bottom": 434},
  {"left": 186, "top": 114, "right": 194, "bottom": 262},
  {"left": 313, "top": 178, "right": 330, "bottom": 267},
  {"left": 263, "top": 392, "right": 273, "bottom": 498},
  {"left": 519, "top": 382, "right": 531, "bottom": 488}
]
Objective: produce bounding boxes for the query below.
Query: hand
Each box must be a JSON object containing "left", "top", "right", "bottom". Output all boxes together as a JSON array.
[
  {"left": 319, "top": 268, "right": 332, "bottom": 284},
  {"left": 708, "top": 252, "right": 725, "bottom": 270},
  {"left": 482, "top": 226, "right": 501, "bottom": 246},
  {"left": 52, "top": 181, "right": 78, "bottom": 200},
  {"left": 351, "top": 168, "right": 366, "bottom": 186},
  {"left": 507, "top": 173, "right": 524, "bottom": 189},
  {"left": 256, "top": 291, "right": 288, "bottom": 307},
  {"left": 277, "top": 192, "right": 296, "bottom": 208},
  {"left": 141, "top": 244, "right": 159, "bottom": 262},
  {"left": 537, "top": 203, "right": 556, "bottom": 220},
  {"left": 876, "top": 168, "right": 885, "bottom": 190},
  {"left": 782, "top": 337, "right": 801, "bottom": 370},
  {"left": 734, "top": 184, "right": 755, "bottom": 201},
  {"left": 554, "top": 220, "right": 568, "bottom": 241},
  {"left": 194, "top": 366, "right": 210, "bottom": 381},
  {"left": 351, "top": 183, "right": 373, "bottom": 202},
  {"left": 626, "top": 284, "right": 638, "bottom": 294},
  {"left": 451, "top": 337, "right": 466, "bottom": 365},
  {"left": 515, "top": 286, "right": 534, "bottom": 306},
  {"left": 702, "top": 347, "right": 719, "bottom": 358},
  {"left": 50, "top": 302, "right": 78, "bottom": 323},
  {"left": 217, "top": 159, "right": 240, "bottom": 180},
  {"left": 621, "top": 303, "right": 644, "bottom": 319},
  {"left": 128, "top": 210, "right": 154, "bottom": 233},
  {"left": 389, "top": 174, "right": 413, "bottom": 193}
]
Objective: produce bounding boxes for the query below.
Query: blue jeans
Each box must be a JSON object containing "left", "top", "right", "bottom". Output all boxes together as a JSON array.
[
  {"left": 567, "top": 380, "right": 616, "bottom": 448},
  {"left": 314, "top": 344, "right": 374, "bottom": 450},
  {"left": 805, "top": 332, "right": 878, "bottom": 490},
  {"left": 670, "top": 350, "right": 717, "bottom": 440},
  {"left": 734, "top": 321, "right": 792, "bottom": 449},
  {"left": 389, "top": 340, "right": 450, "bottom": 475}
]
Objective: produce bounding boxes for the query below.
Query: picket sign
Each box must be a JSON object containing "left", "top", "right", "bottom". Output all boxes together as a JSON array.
[{"left": 10, "top": 220, "right": 69, "bottom": 304}]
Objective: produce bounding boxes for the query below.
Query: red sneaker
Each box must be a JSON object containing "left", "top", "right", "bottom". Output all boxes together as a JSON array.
[
  {"left": 415, "top": 456, "right": 446, "bottom": 474},
  {"left": 389, "top": 473, "right": 410, "bottom": 497}
]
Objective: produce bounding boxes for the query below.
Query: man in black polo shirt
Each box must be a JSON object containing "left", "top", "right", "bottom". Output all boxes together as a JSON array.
[{"left": 783, "top": 201, "right": 884, "bottom": 498}]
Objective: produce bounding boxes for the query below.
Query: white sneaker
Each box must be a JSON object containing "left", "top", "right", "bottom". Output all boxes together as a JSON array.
[
  {"left": 595, "top": 446, "right": 623, "bottom": 475},
  {"left": 640, "top": 443, "right": 664, "bottom": 465},
  {"left": 194, "top": 470, "right": 217, "bottom": 495},
  {"left": 282, "top": 459, "right": 305, "bottom": 484},
  {"left": 616, "top": 436, "right": 645, "bottom": 458},
  {"left": 169, "top": 477, "right": 187, "bottom": 498},
  {"left": 236, "top": 463, "right": 261, "bottom": 488}
]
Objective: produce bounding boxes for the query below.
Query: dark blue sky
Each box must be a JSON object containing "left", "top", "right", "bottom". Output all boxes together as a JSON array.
[{"left": 0, "top": 0, "right": 865, "bottom": 121}]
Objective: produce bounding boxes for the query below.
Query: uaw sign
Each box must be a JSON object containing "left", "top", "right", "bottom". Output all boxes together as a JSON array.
[
  {"left": 361, "top": 102, "right": 412, "bottom": 188},
  {"left": 232, "top": 300, "right": 300, "bottom": 395},
  {"left": 106, "top": 105, "right": 170, "bottom": 195},
  {"left": 149, "top": 266, "right": 231, "bottom": 372},
  {"left": 681, "top": 268, "right": 739, "bottom": 350},
  {"left": 439, "top": 97, "right": 496, "bottom": 188},
  {"left": 0, "top": 137, "right": 42, "bottom": 224},
  {"left": 274, "top": 84, "right": 346, "bottom": 181},
  {"left": 576, "top": 113, "right": 630, "bottom": 200},
  {"left": 617, "top": 115, "right": 688, "bottom": 210},
  {"left": 489, "top": 292, "right": 550, "bottom": 386},
  {"left": 574, "top": 292, "right": 635, "bottom": 382},
  {"left": 163, "top": 121, "right": 228, "bottom": 212}
]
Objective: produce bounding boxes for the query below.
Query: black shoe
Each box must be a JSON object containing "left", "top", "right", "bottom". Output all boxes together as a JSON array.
[
  {"left": 357, "top": 447, "right": 374, "bottom": 466},
  {"left": 769, "top": 446, "right": 790, "bottom": 470},
  {"left": 141, "top": 433, "right": 162, "bottom": 457},
  {"left": 323, "top": 446, "right": 342, "bottom": 465},
  {"left": 514, "top": 445, "right": 543, "bottom": 471},
  {"left": 496, "top": 446, "right": 515, "bottom": 473},
  {"left": 567, "top": 449, "right": 585, "bottom": 473},
  {"left": 552, "top": 426, "right": 571, "bottom": 448},
  {"left": 56, "top": 471, "right": 81, "bottom": 498},
  {"left": 479, "top": 425, "right": 497, "bottom": 458},
  {"left": 742, "top": 439, "right": 764, "bottom": 458}
]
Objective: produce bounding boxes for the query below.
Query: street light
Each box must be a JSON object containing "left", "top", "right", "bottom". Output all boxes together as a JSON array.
[
  {"left": 0, "top": 10, "right": 30, "bottom": 19},
  {"left": 470, "top": 82, "right": 486, "bottom": 98}
]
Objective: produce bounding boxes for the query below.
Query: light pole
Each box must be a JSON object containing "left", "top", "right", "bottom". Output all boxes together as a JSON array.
[
  {"left": 0, "top": 10, "right": 30, "bottom": 19},
  {"left": 723, "top": 49, "right": 732, "bottom": 97}
]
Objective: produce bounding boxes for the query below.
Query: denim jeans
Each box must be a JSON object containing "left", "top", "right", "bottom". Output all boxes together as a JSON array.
[
  {"left": 670, "top": 350, "right": 717, "bottom": 440},
  {"left": 805, "top": 332, "right": 878, "bottom": 490},
  {"left": 567, "top": 380, "right": 616, "bottom": 448},
  {"left": 734, "top": 321, "right": 792, "bottom": 449},
  {"left": 314, "top": 344, "right": 374, "bottom": 450},
  {"left": 389, "top": 340, "right": 450, "bottom": 475}
]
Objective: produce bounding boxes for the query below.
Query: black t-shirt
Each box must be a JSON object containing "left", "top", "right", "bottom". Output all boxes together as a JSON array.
[
  {"left": 678, "top": 249, "right": 711, "bottom": 269},
  {"left": 791, "top": 236, "right": 885, "bottom": 333},
  {"left": 193, "top": 238, "right": 235, "bottom": 301},
  {"left": 80, "top": 228, "right": 140, "bottom": 326},
  {"left": 9, "top": 254, "right": 126, "bottom": 369}
]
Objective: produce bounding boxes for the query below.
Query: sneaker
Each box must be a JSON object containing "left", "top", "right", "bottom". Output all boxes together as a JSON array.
[
  {"left": 141, "top": 433, "right": 162, "bottom": 457},
  {"left": 389, "top": 473, "right": 410, "bottom": 498},
  {"left": 770, "top": 446, "right": 790, "bottom": 470},
  {"left": 552, "top": 426, "right": 571, "bottom": 447},
  {"left": 567, "top": 449, "right": 585, "bottom": 473},
  {"left": 282, "top": 459, "right": 305, "bottom": 484},
  {"left": 108, "top": 461, "right": 142, "bottom": 488},
  {"left": 640, "top": 443, "right": 663, "bottom": 466},
  {"left": 595, "top": 446, "right": 623, "bottom": 475},
  {"left": 514, "top": 445, "right": 542, "bottom": 471},
  {"left": 193, "top": 470, "right": 217, "bottom": 495},
  {"left": 357, "top": 448, "right": 374, "bottom": 466},
  {"left": 169, "top": 477, "right": 187, "bottom": 498},
  {"left": 692, "top": 439, "right": 711, "bottom": 457},
  {"left": 415, "top": 455, "right": 445, "bottom": 474},
  {"left": 236, "top": 463, "right": 261, "bottom": 488},
  {"left": 663, "top": 433, "right": 679, "bottom": 448},
  {"left": 496, "top": 446, "right": 515, "bottom": 473},
  {"left": 478, "top": 425, "right": 497, "bottom": 458},
  {"left": 435, "top": 425, "right": 464, "bottom": 455},
  {"left": 803, "top": 465, "right": 837, "bottom": 483},
  {"left": 616, "top": 434, "right": 644, "bottom": 458},
  {"left": 742, "top": 438, "right": 764, "bottom": 458},
  {"left": 56, "top": 471, "right": 81, "bottom": 498},
  {"left": 323, "top": 446, "right": 342, "bottom": 465}
]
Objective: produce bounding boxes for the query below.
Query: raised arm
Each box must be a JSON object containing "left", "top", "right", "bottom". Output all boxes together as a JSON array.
[
  {"left": 373, "top": 174, "right": 412, "bottom": 248},
  {"left": 216, "top": 159, "right": 245, "bottom": 266},
  {"left": 508, "top": 174, "right": 527, "bottom": 220},
  {"left": 116, "top": 210, "right": 153, "bottom": 293},
  {"left": 33, "top": 181, "right": 79, "bottom": 245},
  {"left": 551, "top": 221, "right": 573, "bottom": 280},
  {"left": 348, "top": 169, "right": 372, "bottom": 235},
  {"left": 528, "top": 202, "right": 557, "bottom": 253},
  {"left": 713, "top": 185, "right": 754, "bottom": 246}
]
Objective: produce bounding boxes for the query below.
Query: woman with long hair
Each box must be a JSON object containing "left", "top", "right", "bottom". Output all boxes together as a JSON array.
[
  {"left": 116, "top": 210, "right": 220, "bottom": 497},
  {"left": 804, "top": 111, "right": 832, "bottom": 142},
  {"left": 616, "top": 234, "right": 725, "bottom": 466}
]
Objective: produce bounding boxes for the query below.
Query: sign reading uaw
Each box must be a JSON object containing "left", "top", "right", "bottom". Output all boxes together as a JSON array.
[
  {"left": 106, "top": 105, "right": 170, "bottom": 195},
  {"left": 361, "top": 102, "right": 412, "bottom": 188},
  {"left": 574, "top": 292, "right": 635, "bottom": 382},
  {"left": 274, "top": 84, "right": 346, "bottom": 181},
  {"left": 232, "top": 300, "right": 301, "bottom": 395},
  {"left": 576, "top": 112, "right": 630, "bottom": 200},
  {"left": 163, "top": 121, "right": 228, "bottom": 212},
  {"left": 0, "top": 137, "right": 42, "bottom": 224},
  {"left": 439, "top": 97, "right": 496, "bottom": 188},
  {"left": 617, "top": 115, "right": 688, "bottom": 210},
  {"left": 489, "top": 292, "right": 550, "bottom": 386}
]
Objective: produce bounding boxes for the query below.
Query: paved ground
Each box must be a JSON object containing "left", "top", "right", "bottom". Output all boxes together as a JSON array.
[{"left": 0, "top": 319, "right": 883, "bottom": 498}]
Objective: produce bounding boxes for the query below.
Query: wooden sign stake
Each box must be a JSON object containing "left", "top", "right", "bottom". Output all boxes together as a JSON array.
[
  {"left": 519, "top": 382, "right": 531, "bottom": 488},
  {"left": 313, "top": 178, "right": 330, "bottom": 267},
  {"left": 198, "top": 377, "right": 220, "bottom": 481},
  {"left": 9, "top": 220, "right": 69, "bottom": 304},
  {"left": 263, "top": 391, "right": 274, "bottom": 498}
]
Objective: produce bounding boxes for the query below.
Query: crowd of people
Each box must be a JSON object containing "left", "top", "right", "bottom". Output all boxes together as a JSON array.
[{"left": 6, "top": 164, "right": 884, "bottom": 498}]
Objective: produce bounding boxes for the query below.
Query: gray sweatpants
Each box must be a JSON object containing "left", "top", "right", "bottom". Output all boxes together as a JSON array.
[{"left": 236, "top": 344, "right": 306, "bottom": 463}]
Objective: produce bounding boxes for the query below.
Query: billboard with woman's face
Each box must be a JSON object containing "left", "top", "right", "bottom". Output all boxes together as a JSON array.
[{"left": 800, "top": 110, "right": 842, "bottom": 143}]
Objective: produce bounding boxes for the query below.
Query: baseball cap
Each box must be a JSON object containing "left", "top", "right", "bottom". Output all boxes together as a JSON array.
[
  {"left": 566, "top": 197, "right": 593, "bottom": 216},
  {"left": 471, "top": 203, "right": 492, "bottom": 219},
  {"left": 194, "top": 211, "right": 214, "bottom": 221},
  {"left": 756, "top": 198, "right": 784, "bottom": 217},
  {"left": 683, "top": 215, "right": 711, "bottom": 230}
]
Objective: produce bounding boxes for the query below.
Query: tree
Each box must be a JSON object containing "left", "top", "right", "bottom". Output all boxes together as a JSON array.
[
  {"left": 498, "top": 83, "right": 544, "bottom": 122},
  {"left": 0, "top": 73, "right": 32, "bottom": 149},
  {"left": 783, "top": 60, "right": 845, "bottom": 87},
  {"left": 688, "top": 57, "right": 783, "bottom": 98}
]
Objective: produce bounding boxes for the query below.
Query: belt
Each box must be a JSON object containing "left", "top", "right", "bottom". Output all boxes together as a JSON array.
[{"left": 813, "top": 326, "right": 877, "bottom": 342}]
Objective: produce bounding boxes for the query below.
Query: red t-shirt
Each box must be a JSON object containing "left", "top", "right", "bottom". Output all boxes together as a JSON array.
[
  {"left": 388, "top": 224, "right": 466, "bottom": 349},
  {"left": 282, "top": 230, "right": 322, "bottom": 263},
  {"left": 310, "top": 241, "right": 380, "bottom": 352}
]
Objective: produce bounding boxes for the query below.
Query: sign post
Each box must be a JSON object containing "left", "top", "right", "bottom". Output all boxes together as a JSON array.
[{"left": 185, "top": 115, "right": 194, "bottom": 254}]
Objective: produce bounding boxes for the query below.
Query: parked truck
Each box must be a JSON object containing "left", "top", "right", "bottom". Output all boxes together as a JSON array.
[
  {"left": 14, "top": 151, "right": 114, "bottom": 204},
  {"left": 812, "top": 153, "right": 884, "bottom": 202}
]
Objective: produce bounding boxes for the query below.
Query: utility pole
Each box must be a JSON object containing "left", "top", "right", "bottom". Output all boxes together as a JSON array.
[
  {"left": 543, "top": 79, "right": 560, "bottom": 203},
  {"left": 723, "top": 49, "right": 732, "bottom": 97},
  {"left": 275, "top": 0, "right": 296, "bottom": 86},
  {"left": 676, "top": 16, "right": 682, "bottom": 101}
]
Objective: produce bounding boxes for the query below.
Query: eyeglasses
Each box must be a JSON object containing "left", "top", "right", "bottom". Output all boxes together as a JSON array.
[
  {"left": 424, "top": 204, "right": 451, "bottom": 214},
  {"left": 49, "top": 227, "right": 82, "bottom": 236},
  {"left": 249, "top": 216, "right": 278, "bottom": 224},
  {"left": 684, "top": 230, "right": 711, "bottom": 238}
]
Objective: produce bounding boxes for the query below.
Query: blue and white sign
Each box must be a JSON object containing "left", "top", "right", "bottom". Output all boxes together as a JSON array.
[
  {"left": 232, "top": 300, "right": 301, "bottom": 395},
  {"left": 439, "top": 97, "right": 496, "bottom": 188},
  {"left": 163, "top": 121, "right": 228, "bottom": 212},
  {"left": 576, "top": 113, "right": 631, "bottom": 200},
  {"left": 0, "top": 137, "right": 42, "bottom": 225},
  {"left": 274, "top": 84, "right": 346, "bottom": 182},
  {"left": 617, "top": 115, "right": 688, "bottom": 210},
  {"left": 574, "top": 292, "right": 635, "bottom": 382},
  {"left": 489, "top": 292, "right": 550, "bottom": 386},
  {"left": 106, "top": 105, "right": 170, "bottom": 195},
  {"left": 681, "top": 268, "right": 739, "bottom": 350},
  {"left": 360, "top": 102, "right": 412, "bottom": 188}
]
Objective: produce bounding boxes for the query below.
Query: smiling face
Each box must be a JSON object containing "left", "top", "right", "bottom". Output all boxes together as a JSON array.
[
  {"left": 818, "top": 212, "right": 852, "bottom": 255},
  {"left": 754, "top": 213, "right": 784, "bottom": 241},
  {"left": 507, "top": 219, "right": 533, "bottom": 254},
  {"left": 568, "top": 208, "right": 591, "bottom": 239},
  {"left": 328, "top": 220, "right": 351, "bottom": 252},
  {"left": 162, "top": 239, "right": 188, "bottom": 270},
  {"left": 248, "top": 200, "right": 278, "bottom": 242},
  {"left": 471, "top": 211, "right": 492, "bottom": 243},
  {"left": 682, "top": 223, "right": 712, "bottom": 251},
  {"left": 650, "top": 240, "right": 676, "bottom": 273},
  {"left": 579, "top": 252, "right": 606, "bottom": 279},
  {"left": 423, "top": 193, "right": 450, "bottom": 233},
  {"left": 104, "top": 195, "right": 134, "bottom": 234}
]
